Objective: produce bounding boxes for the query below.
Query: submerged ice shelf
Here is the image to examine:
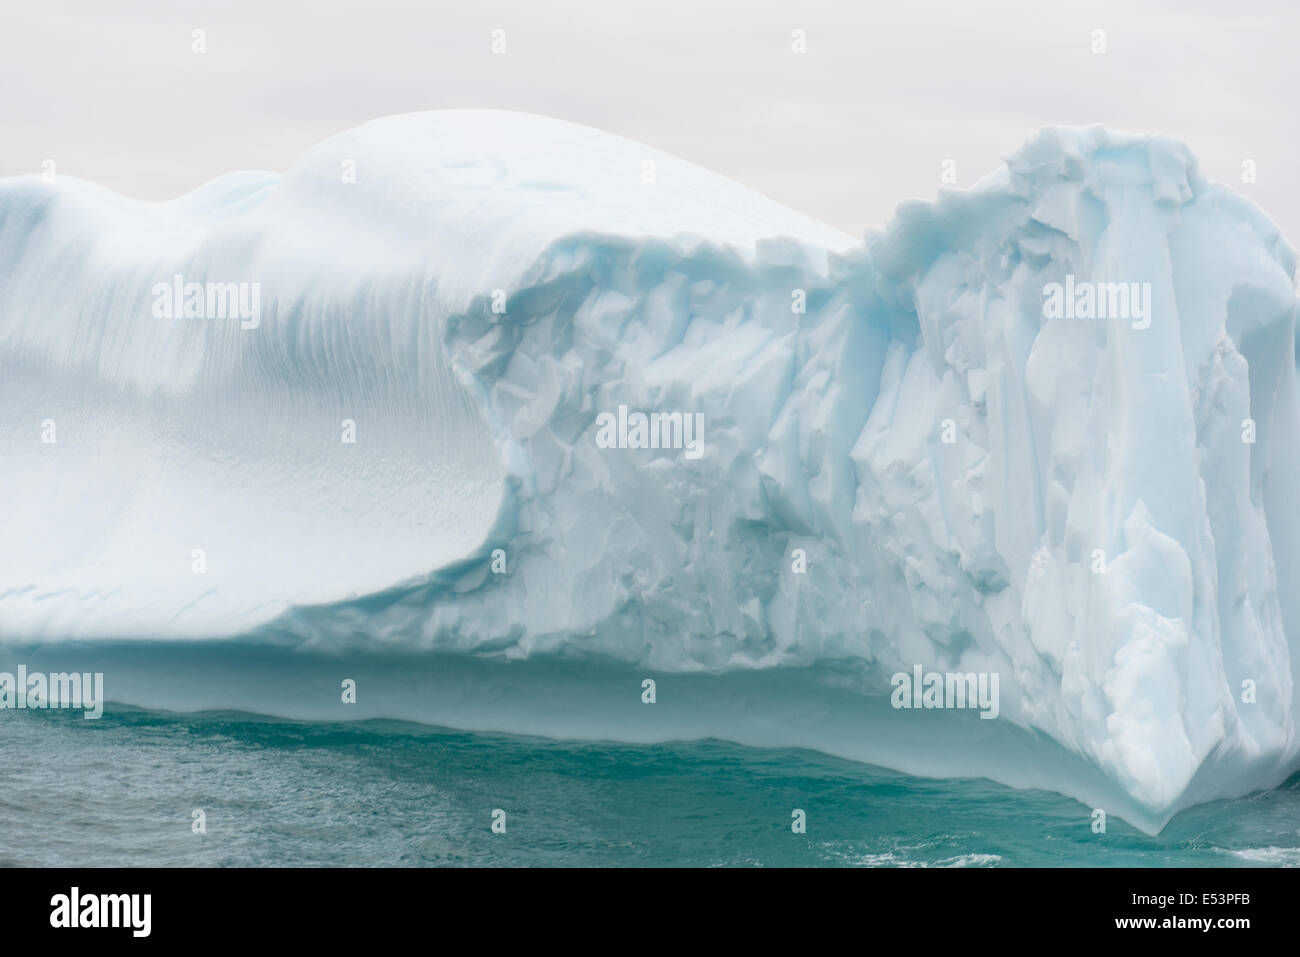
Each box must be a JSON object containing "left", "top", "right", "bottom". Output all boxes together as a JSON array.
[{"left": 1, "top": 111, "right": 1298, "bottom": 833}]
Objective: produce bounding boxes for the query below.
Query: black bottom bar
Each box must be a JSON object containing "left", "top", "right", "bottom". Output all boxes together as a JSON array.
[{"left": 0, "top": 866, "right": 1285, "bottom": 943}]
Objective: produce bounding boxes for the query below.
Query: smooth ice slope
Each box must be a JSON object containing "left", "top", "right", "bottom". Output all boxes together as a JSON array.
[{"left": 1, "top": 112, "right": 1298, "bottom": 832}]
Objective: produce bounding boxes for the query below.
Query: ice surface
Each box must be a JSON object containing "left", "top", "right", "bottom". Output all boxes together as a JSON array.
[{"left": 2, "top": 112, "right": 1298, "bottom": 832}]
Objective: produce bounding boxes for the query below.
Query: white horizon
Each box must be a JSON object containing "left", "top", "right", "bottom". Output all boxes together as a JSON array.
[{"left": 4, "top": 0, "right": 1297, "bottom": 243}]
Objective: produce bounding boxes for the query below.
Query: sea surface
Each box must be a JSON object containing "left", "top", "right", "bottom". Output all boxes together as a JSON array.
[{"left": 3, "top": 706, "right": 1298, "bottom": 867}]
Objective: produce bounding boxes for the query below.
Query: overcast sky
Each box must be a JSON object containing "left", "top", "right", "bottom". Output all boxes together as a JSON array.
[{"left": 4, "top": 0, "right": 1297, "bottom": 241}]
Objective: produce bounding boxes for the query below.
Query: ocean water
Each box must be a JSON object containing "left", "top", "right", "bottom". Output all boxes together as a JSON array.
[{"left": 3, "top": 707, "right": 1298, "bottom": 867}]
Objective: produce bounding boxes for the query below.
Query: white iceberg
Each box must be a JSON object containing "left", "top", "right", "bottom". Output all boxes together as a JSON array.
[{"left": 1, "top": 111, "right": 1297, "bottom": 833}]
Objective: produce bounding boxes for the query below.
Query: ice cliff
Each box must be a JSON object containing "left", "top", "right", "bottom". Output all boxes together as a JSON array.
[{"left": 2, "top": 111, "right": 1298, "bottom": 833}]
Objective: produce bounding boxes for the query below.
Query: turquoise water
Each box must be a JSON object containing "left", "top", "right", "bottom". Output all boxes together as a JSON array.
[{"left": 2, "top": 706, "right": 1298, "bottom": 867}]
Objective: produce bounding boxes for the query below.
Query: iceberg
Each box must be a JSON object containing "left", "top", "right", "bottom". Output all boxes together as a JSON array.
[{"left": 2, "top": 110, "right": 1298, "bottom": 834}]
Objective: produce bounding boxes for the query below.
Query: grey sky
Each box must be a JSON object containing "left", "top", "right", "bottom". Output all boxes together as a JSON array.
[{"left": 4, "top": 0, "right": 1297, "bottom": 242}]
